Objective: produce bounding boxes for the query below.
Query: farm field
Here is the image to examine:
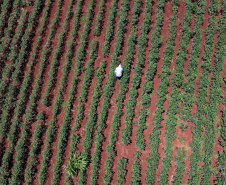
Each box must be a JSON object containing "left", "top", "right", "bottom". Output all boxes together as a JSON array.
[{"left": 0, "top": 0, "right": 225, "bottom": 184}]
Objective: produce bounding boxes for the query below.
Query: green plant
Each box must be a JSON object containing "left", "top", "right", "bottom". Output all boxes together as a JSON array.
[
  {"left": 64, "top": 153, "right": 88, "bottom": 178},
  {"left": 180, "top": 122, "right": 188, "bottom": 132}
]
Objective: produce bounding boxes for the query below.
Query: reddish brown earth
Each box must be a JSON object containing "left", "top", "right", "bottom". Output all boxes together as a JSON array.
[{"left": 0, "top": 0, "right": 224, "bottom": 184}]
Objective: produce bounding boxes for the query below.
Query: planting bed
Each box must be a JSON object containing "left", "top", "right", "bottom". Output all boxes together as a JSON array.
[{"left": 0, "top": 0, "right": 225, "bottom": 184}]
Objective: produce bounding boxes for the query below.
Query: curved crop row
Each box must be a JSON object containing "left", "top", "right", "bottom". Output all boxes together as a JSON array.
[
  {"left": 215, "top": 108, "right": 226, "bottom": 184},
  {"left": 90, "top": 0, "right": 143, "bottom": 183},
  {"left": 172, "top": 148, "right": 186, "bottom": 184},
  {"left": 135, "top": 0, "right": 166, "bottom": 151},
  {"left": 1, "top": 0, "right": 54, "bottom": 182},
  {"left": 201, "top": 3, "right": 225, "bottom": 183},
  {"left": 103, "top": 0, "right": 144, "bottom": 183},
  {"left": 75, "top": 59, "right": 106, "bottom": 184},
  {"left": 37, "top": 0, "right": 96, "bottom": 184},
  {"left": 0, "top": 0, "right": 14, "bottom": 37},
  {"left": 0, "top": 0, "right": 23, "bottom": 71},
  {"left": 121, "top": 0, "right": 153, "bottom": 146},
  {"left": 116, "top": 157, "right": 128, "bottom": 185},
  {"left": 219, "top": 108, "right": 226, "bottom": 147},
  {"left": 159, "top": 0, "right": 203, "bottom": 183},
  {"left": 180, "top": 0, "right": 208, "bottom": 120},
  {"left": 93, "top": 0, "right": 106, "bottom": 36},
  {"left": 24, "top": 0, "right": 85, "bottom": 182},
  {"left": 188, "top": 0, "right": 222, "bottom": 184},
  {"left": 23, "top": 112, "right": 46, "bottom": 185},
  {"left": 0, "top": 10, "right": 29, "bottom": 101},
  {"left": 53, "top": 39, "right": 98, "bottom": 185},
  {"left": 160, "top": 0, "right": 206, "bottom": 184},
  {"left": 131, "top": 151, "right": 142, "bottom": 185},
  {"left": 0, "top": 10, "right": 29, "bottom": 141},
  {"left": 72, "top": 43, "right": 98, "bottom": 132},
  {"left": 102, "top": 0, "right": 118, "bottom": 57},
  {"left": 8, "top": 0, "right": 69, "bottom": 183},
  {"left": 65, "top": 61, "right": 107, "bottom": 185},
  {"left": 0, "top": 1, "right": 46, "bottom": 184},
  {"left": 144, "top": 0, "right": 184, "bottom": 184},
  {"left": 41, "top": 0, "right": 74, "bottom": 106},
  {"left": 215, "top": 149, "right": 226, "bottom": 184}
]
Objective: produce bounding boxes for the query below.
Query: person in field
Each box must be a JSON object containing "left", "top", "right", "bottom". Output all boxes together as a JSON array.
[{"left": 115, "top": 64, "right": 124, "bottom": 78}]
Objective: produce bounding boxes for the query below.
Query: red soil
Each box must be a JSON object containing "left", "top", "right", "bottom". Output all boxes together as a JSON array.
[{"left": 1, "top": 0, "right": 224, "bottom": 184}]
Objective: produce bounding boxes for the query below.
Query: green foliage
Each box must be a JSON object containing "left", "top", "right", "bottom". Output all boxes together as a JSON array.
[
  {"left": 93, "top": 0, "right": 105, "bottom": 36},
  {"left": 24, "top": 112, "right": 46, "bottom": 185},
  {"left": 0, "top": 0, "right": 47, "bottom": 183},
  {"left": 172, "top": 148, "right": 186, "bottom": 184},
  {"left": 179, "top": 122, "right": 188, "bottom": 132},
  {"left": 215, "top": 150, "right": 226, "bottom": 184},
  {"left": 145, "top": 0, "right": 186, "bottom": 184},
  {"left": 39, "top": 0, "right": 95, "bottom": 184},
  {"left": 219, "top": 108, "right": 226, "bottom": 147},
  {"left": 0, "top": 0, "right": 24, "bottom": 71},
  {"left": 64, "top": 153, "right": 88, "bottom": 178},
  {"left": 188, "top": 0, "right": 224, "bottom": 184},
  {"left": 0, "top": 10, "right": 29, "bottom": 139},
  {"left": 102, "top": 0, "right": 119, "bottom": 56},
  {"left": 131, "top": 152, "right": 142, "bottom": 185},
  {"left": 41, "top": 0, "right": 74, "bottom": 106},
  {"left": 102, "top": 0, "right": 143, "bottom": 184},
  {"left": 122, "top": 0, "right": 152, "bottom": 146},
  {"left": 116, "top": 157, "right": 128, "bottom": 185}
]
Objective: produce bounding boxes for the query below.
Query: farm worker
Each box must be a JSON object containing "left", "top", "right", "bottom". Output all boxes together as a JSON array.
[{"left": 115, "top": 64, "right": 124, "bottom": 78}]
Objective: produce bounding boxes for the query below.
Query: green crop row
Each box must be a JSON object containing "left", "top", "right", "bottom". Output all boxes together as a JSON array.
[
  {"left": 144, "top": 0, "right": 186, "bottom": 184},
  {"left": 0, "top": 0, "right": 44, "bottom": 100},
  {"left": 136, "top": 0, "right": 166, "bottom": 151},
  {"left": 188, "top": 0, "right": 222, "bottom": 184},
  {"left": 116, "top": 157, "right": 128, "bottom": 185},
  {"left": 93, "top": 0, "right": 106, "bottom": 36},
  {"left": 0, "top": 1, "right": 46, "bottom": 184},
  {"left": 2, "top": 0, "right": 55, "bottom": 184},
  {"left": 72, "top": 41, "right": 98, "bottom": 131},
  {"left": 219, "top": 108, "right": 226, "bottom": 147},
  {"left": 131, "top": 151, "right": 142, "bottom": 185},
  {"left": 160, "top": 0, "right": 205, "bottom": 183},
  {"left": 160, "top": 0, "right": 206, "bottom": 184},
  {"left": 53, "top": 39, "right": 98, "bottom": 185},
  {"left": 0, "top": 0, "right": 56, "bottom": 183},
  {"left": 41, "top": 0, "right": 74, "bottom": 106},
  {"left": 180, "top": 0, "right": 208, "bottom": 120},
  {"left": 23, "top": 0, "right": 85, "bottom": 183},
  {"left": 23, "top": 112, "right": 46, "bottom": 185},
  {"left": 0, "top": 11, "right": 29, "bottom": 101},
  {"left": 89, "top": 62, "right": 119, "bottom": 184},
  {"left": 200, "top": 3, "right": 225, "bottom": 183},
  {"left": 103, "top": 0, "right": 143, "bottom": 183},
  {"left": 102, "top": 0, "right": 118, "bottom": 57},
  {"left": 172, "top": 0, "right": 196, "bottom": 88},
  {"left": 0, "top": 0, "right": 23, "bottom": 71},
  {"left": 172, "top": 148, "right": 186, "bottom": 184},
  {"left": 76, "top": 60, "right": 106, "bottom": 184},
  {"left": 90, "top": 0, "right": 139, "bottom": 183},
  {"left": 159, "top": 87, "right": 180, "bottom": 185},
  {"left": 65, "top": 44, "right": 105, "bottom": 185},
  {"left": 0, "top": 0, "right": 15, "bottom": 37},
  {"left": 67, "top": 61, "right": 106, "bottom": 185},
  {"left": 0, "top": 10, "right": 29, "bottom": 140},
  {"left": 215, "top": 149, "right": 226, "bottom": 185},
  {"left": 38, "top": 0, "right": 95, "bottom": 184},
  {"left": 121, "top": 0, "right": 152, "bottom": 146}
]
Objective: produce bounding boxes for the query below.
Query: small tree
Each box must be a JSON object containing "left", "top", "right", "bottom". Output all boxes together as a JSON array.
[{"left": 64, "top": 153, "right": 87, "bottom": 178}]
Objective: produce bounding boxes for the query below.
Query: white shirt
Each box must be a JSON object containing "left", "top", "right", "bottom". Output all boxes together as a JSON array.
[{"left": 115, "top": 64, "right": 123, "bottom": 77}]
